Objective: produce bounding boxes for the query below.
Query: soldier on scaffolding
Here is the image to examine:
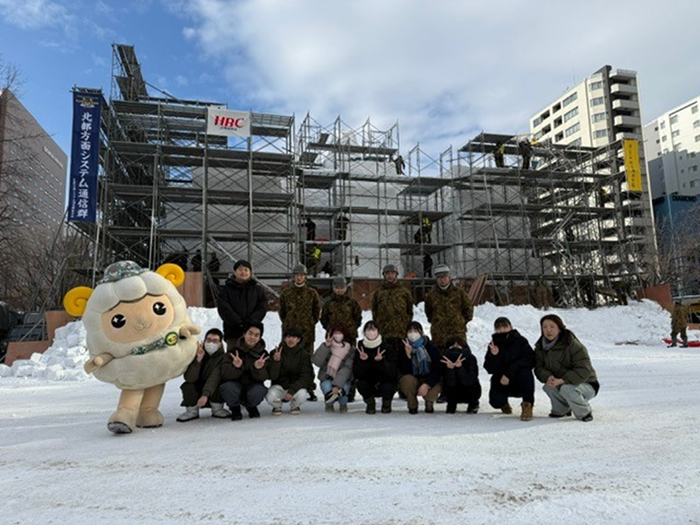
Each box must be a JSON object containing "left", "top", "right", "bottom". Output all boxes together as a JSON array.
[
  {"left": 423, "top": 253, "right": 433, "bottom": 278},
  {"left": 305, "top": 216, "right": 316, "bottom": 241},
  {"left": 420, "top": 216, "right": 433, "bottom": 243},
  {"left": 519, "top": 138, "right": 533, "bottom": 170},
  {"left": 493, "top": 141, "right": 505, "bottom": 168},
  {"left": 394, "top": 154, "right": 406, "bottom": 175},
  {"left": 335, "top": 214, "right": 350, "bottom": 241}
]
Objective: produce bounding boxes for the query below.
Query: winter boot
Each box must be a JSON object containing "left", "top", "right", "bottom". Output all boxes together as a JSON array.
[
  {"left": 668, "top": 338, "right": 678, "bottom": 348},
  {"left": 520, "top": 402, "right": 533, "bottom": 422},
  {"left": 501, "top": 403, "right": 513, "bottom": 415},
  {"left": 381, "top": 398, "right": 392, "bottom": 414},
  {"left": 210, "top": 402, "right": 231, "bottom": 419},
  {"left": 424, "top": 401, "right": 434, "bottom": 414},
  {"left": 467, "top": 402, "right": 479, "bottom": 414},
  {"left": 339, "top": 404, "right": 348, "bottom": 414},
  {"left": 247, "top": 406, "right": 260, "bottom": 419},
  {"left": 446, "top": 402, "right": 457, "bottom": 414},
  {"left": 230, "top": 406, "right": 243, "bottom": 421},
  {"left": 325, "top": 404, "right": 335, "bottom": 413},
  {"left": 681, "top": 337, "right": 689, "bottom": 348},
  {"left": 364, "top": 397, "right": 376, "bottom": 415},
  {"left": 176, "top": 406, "right": 199, "bottom": 422}
]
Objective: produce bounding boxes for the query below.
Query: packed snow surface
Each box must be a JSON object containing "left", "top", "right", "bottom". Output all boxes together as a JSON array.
[{"left": 1, "top": 300, "right": 698, "bottom": 524}]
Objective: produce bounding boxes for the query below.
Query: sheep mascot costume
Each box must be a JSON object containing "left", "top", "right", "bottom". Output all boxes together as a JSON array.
[{"left": 64, "top": 261, "right": 200, "bottom": 434}]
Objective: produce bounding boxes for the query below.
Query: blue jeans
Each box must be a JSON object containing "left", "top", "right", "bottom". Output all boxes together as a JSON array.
[{"left": 320, "top": 380, "right": 351, "bottom": 406}]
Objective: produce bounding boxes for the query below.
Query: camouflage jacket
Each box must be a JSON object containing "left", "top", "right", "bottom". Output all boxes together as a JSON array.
[
  {"left": 672, "top": 305, "right": 689, "bottom": 332},
  {"left": 320, "top": 293, "right": 363, "bottom": 342},
  {"left": 278, "top": 284, "right": 321, "bottom": 350},
  {"left": 371, "top": 281, "right": 413, "bottom": 339},
  {"left": 424, "top": 284, "right": 473, "bottom": 348}
]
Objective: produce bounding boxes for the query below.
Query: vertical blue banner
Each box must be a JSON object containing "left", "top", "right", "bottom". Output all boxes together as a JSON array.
[{"left": 68, "top": 91, "right": 101, "bottom": 223}]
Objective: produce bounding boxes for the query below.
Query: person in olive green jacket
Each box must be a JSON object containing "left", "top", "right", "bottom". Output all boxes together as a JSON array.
[
  {"left": 321, "top": 276, "right": 363, "bottom": 343},
  {"left": 424, "top": 264, "right": 473, "bottom": 350},
  {"left": 534, "top": 314, "right": 599, "bottom": 422},
  {"left": 371, "top": 264, "right": 414, "bottom": 357},
  {"left": 669, "top": 302, "right": 689, "bottom": 348},
  {"left": 265, "top": 327, "right": 314, "bottom": 415},
  {"left": 176, "top": 328, "right": 230, "bottom": 422},
  {"left": 278, "top": 263, "right": 321, "bottom": 399}
]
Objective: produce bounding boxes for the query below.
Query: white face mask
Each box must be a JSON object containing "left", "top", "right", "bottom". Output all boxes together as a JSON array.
[
  {"left": 204, "top": 342, "right": 220, "bottom": 355},
  {"left": 364, "top": 329, "right": 379, "bottom": 341},
  {"left": 332, "top": 333, "right": 344, "bottom": 343},
  {"left": 407, "top": 332, "right": 421, "bottom": 343}
]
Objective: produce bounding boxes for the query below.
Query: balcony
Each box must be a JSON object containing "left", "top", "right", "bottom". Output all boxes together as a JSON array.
[
  {"left": 611, "top": 83, "right": 637, "bottom": 96},
  {"left": 614, "top": 115, "right": 641, "bottom": 128},
  {"left": 615, "top": 131, "right": 643, "bottom": 142},
  {"left": 612, "top": 99, "right": 638, "bottom": 111},
  {"left": 610, "top": 69, "right": 637, "bottom": 81}
]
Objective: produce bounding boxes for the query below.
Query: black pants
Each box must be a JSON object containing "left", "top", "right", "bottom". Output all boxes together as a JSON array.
[
  {"left": 488, "top": 367, "right": 535, "bottom": 407},
  {"left": 180, "top": 375, "right": 222, "bottom": 406},
  {"left": 442, "top": 368, "right": 481, "bottom": 406}
]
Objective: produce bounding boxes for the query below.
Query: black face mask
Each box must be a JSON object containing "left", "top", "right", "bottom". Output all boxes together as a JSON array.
[{"left": 491, "top": 332, "right": 511, "bottom": 346}]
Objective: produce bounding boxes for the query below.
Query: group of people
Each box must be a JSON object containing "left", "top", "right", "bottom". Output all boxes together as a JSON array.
[{"left": 176, "top": 260, "right": 600, "bottom": 424}]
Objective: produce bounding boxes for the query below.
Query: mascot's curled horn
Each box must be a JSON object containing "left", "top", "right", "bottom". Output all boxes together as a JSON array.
[{"left": 64, "top": 261, "right": 200, "bottom": 434}]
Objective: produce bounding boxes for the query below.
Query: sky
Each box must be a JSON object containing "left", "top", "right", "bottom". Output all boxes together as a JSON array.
[{"left": 1, "top": 0, "right": 700, "bottom": 161}]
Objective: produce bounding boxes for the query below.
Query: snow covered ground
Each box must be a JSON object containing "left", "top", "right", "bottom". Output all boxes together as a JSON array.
[{"left": 1, "top": 300, "right": 699, "bottom": 524}]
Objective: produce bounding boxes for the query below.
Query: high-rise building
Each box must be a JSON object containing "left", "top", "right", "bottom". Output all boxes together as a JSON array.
[
  {"left": 528, "top": 65, "right": 657, "bottom": 285},
  {"left": 0, "top": 89, "right": 67, "bottom": 236},
  {"left": 644, "top": 95, "right": 700, "bottom": 199}
]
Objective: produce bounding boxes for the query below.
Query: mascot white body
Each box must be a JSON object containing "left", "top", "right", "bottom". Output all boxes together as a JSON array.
[{"left": 64, "top": 261, "right": 200, "bottom": 434}]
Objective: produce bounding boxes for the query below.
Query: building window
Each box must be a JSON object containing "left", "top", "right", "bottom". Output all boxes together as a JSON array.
[
  {"left": 590, "top": 97, "right": 605, "bottom": 106},
  {"left": 564, "top": 122, "right": 581, "bottom": 137},
  {"left": 589, "top": 81, "right": 603, "bottom": 90},
  {"left": 562, "top": 93, "right": 578, "bottom": 107},
  {"left": 594, "top": 129, "right": 608, "bottom": 139},
  {"left": 670, "top": 115, "right": 679, "bottom": 125},
  {"left": 672, "top": 130, "right": 681, "bottom": 138},
  {"left": 694, "top": 120, "right": 700, "bottom": 128},
  {"left": 662, "top": 135, "right": 667, "bottom": 142},
  {"left": 660, "top": 121, "right": 666, "bottom": 129},
  {"left": 592, "top": 112, "right": 606, "bottom": 123},
  {"left": 674, "top": 143, "right": 682, "bottom": 151},
  {"left": 693, "top": 105, "right": 699, "bottom": 114},
  {"left": 564, "top": 107, "right": 579, "bottom": 122},
  {"left": 696, "top": 135, "right": 700, "bottom": 142}
]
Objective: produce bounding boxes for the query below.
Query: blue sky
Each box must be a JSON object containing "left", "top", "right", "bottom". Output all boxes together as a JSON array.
[{"left": 2, "top": 0, "right": 700, "bottom": 162}]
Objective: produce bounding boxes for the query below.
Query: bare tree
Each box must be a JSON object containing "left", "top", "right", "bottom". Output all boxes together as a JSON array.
[{"left": 655, "top": 202, "right": 700, "bottom": 296}]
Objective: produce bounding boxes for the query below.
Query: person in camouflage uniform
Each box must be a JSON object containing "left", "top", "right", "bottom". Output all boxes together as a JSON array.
[
  {"left": 669, "top": 301, "right": 689, "bottom": 348},
  {"left": 424, "top": 264, "right": 474, "bottom": 350},
  {"left": 320, "top": 276, "right": 363, "bottom": 343},
  {"left": 371, "top": 264, "right": 414, "bottom": 357},
  {"left": 278, "top": 263, "right": 321, "bottom": 399}
]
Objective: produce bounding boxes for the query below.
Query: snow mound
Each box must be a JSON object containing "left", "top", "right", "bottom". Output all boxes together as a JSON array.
[{"left": 0, "top": 300, "right": 685, "bottom": 382}]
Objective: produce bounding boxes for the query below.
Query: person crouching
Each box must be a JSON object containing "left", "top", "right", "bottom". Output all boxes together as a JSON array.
[
  {"left": 176, "top": 328, "right": 231, "bottom": 422},
  {"left": 265, "top": 327, "right": 314, "bottom": 415},
  {"left": 440, "top": 336, "right": 481, "bottom": 414},
  {"left": 312, "top": 324, "right": 355, "bottom": 414}
]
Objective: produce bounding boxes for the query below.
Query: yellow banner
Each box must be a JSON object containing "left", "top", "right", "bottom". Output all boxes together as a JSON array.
[{"left": 623, "top": 139, "right": 642, "bottom": 192}]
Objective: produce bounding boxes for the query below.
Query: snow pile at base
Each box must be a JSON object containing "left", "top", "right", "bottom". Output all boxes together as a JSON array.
[
  {"left": 0, "top": 320, "right": 89, "bottom": 381},
  {"left": 0, "top": 299, "right": 684, "bottom": 382}
]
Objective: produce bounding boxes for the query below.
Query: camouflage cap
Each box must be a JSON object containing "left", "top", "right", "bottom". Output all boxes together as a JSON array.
[{"left": 99, "top": 261, "right": 148, "bottom": 284}]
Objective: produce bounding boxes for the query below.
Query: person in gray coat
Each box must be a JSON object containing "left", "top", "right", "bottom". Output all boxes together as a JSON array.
[{"left": 312, "top": 324, "right": 355, "bottom": 413}]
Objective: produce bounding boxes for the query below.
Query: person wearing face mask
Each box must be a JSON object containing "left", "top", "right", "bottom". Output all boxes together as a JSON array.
[
  {"left": 484, "top": 317, "right": 535, "bottom": 421},
  {"left": 312, "top": 324, "right": 355, "bottom": 414},
  {"left": 265, "top": 327, "right": 314, "bottom": 415},
  {"left": 219, "top": 321, "right": 270, "bottom": 421},
  {"left": 320, "top": 276, "right": 362, "bottom": 344},
  {"left": 371, "top": 264, "right": 414, "bottom": 363},
  {"left": 353, "top": 320, "right": 398, "bottom": 414},
  {"left": 534, "top": 314, "right": 599, "bottom": 422},
  {"left": 176, "top": 328, "right": 230, "bottom": 422},
  {"left": 424, "top": 264, "right": 473, "bottom": 351},
  {"left": 398, "top": 321, "right": 442, "bottom": 414},
  {"left": 440, "top": 336, "right": 481, "bottom": 414}
]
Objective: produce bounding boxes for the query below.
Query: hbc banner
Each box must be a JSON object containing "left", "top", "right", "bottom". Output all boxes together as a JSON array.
[
  {"left": 206, "top": 108, "right": 251, "bottom": 137},
  {"left": 68, "top": 91, "right": 101, "bottom": 222}
]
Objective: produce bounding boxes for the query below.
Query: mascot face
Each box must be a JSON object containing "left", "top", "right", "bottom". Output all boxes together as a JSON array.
[{"left": 101, "top": 294, "right": 175, "bottom": 344}]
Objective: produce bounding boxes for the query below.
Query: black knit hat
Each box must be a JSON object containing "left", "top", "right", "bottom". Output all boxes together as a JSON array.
[{"left": 234, "top": 260, "right": 252, "bottom": 271}]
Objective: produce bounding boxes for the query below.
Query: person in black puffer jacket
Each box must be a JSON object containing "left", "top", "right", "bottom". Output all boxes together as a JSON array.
[
  {"left": 483, "top": 317, "right": 535, "bottom": 421},
  {"left": 217, "top": 260, "right": 268, "bottom": 347},
  {"left": 440, "top": 336, "right": 481, "bottom": 414}
]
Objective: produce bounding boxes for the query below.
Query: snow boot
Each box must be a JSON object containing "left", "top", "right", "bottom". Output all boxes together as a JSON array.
[
  {"left": 446, "top": 402, "right": 457, "bottom": 414},
  {"left": 501, "top": 403, "right": 513, "bottom": 414},
  {"left": 230, "top": 406, "right": 243, "bottom": 421},
  {"left": 176, "top": 406, "right": 200, "bottom": 422},
  {"left": 325, "top": 404, "right": 335, "bottom": 413},
  {"left": 210, "top": 402, "right": 231, "bottom": 419},
  {"left": 520, "top": 402, "right": 533, "bottom": 422},
  {"left": 339, "top": 404, "right": 348, "bottom": 414},
  {"left": 364, "top": 397, "right": 376, "bottom": 415},
  {"left": 467, "top": 402, "right": 479, "bottom": 414},
  {"left": 424, "top": 401, "right": 434, "bottom": 414},
  {"left": 247, "top": 406, "right": 260, "bottom": 419},
  {"left": 381, "top": 398, "right": 392, "bottom": 414}
]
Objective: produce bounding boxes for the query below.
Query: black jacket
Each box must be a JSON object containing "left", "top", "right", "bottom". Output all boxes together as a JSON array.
[
  {"left": 353, "top": 339, "right": 398, "bottom": 384},
  {"left": 217, "top": 277, "right": 268, "bottom": 339},
  {"left": 267, "top": 342, "right": 314, "bottom": 395},
  {"left": 441, "top": 345, "right": 480, "bottom": 388},
  {"left": 397, "top": 336, "right": 442, "bottom": 387},
  {"left": 483, "top": 329, "right": 535, "bottom": 382},
  {"left": 220, "top": 337, "right": 269, "bottom": 386}
]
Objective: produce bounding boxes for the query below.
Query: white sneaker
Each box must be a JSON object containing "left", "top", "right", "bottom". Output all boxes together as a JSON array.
[
  {"left": 210, "top": 402, "right": 231, "bottom": 419},
  {"left": 176, "top": 406, "right": 199, "bottom": 422}
]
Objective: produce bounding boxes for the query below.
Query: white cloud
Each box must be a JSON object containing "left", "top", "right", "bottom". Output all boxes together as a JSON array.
[
  {"left": 0, "top": 0, "right": 72, "bottom": 30},
  {"left": 180, "top": 0, "right": 700, "bottom": 156}
]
